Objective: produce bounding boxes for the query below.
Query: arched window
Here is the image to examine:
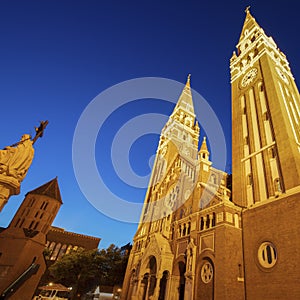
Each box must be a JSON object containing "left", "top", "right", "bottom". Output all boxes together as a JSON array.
[
  {"left": 200, "top": 217, "right": 204, "bottom": 231},
  {"left": 183, "top": 224, "right": 186, "bottom": 236},
  {"left": 247, "top": 174, "right": 253, "bottom": 185},
  {"left": 210, "top": 174, "right": 217, "bottom": 185},
  {"left": 206, "top": 215, "right": 210, "bottom": 229},
  {"left": 180, "top": 209, "right": 184, "bottom": 219},
  {"left": 48, "top": 242, "right": 56, "bottom": 252},
  {"left": 274, "top": 178, "right": 282, "bottom": 193},
  {"left": 57, "top": 244, "right": 67, "bottom": 259},
  {"left": 66, "top": 245, "right": 73, "bottom": 255},
  {"left": 50, "top": 243, "right": 62, "bottom": 260},
  {"left": 212, "top": 213, "right": 216, "bottom": 227}
]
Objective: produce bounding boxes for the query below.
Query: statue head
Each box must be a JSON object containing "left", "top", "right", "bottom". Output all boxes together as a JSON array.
[{"left": 21, "top": 134, "right": 31, "bottom": 141}]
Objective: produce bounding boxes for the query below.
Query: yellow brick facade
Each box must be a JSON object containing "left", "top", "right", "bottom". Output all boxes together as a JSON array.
[{"left": 122, "top": 9, "right": 300, "bottom": 300}]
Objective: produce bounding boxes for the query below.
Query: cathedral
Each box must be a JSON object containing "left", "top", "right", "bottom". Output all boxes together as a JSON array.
[{"left": 121, "top": 9, "right": 300, "bottom": 300}]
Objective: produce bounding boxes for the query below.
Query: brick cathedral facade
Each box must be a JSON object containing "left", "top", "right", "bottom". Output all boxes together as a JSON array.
[{"left": 121, "top": 9, "right": 300, "bottom": 300}]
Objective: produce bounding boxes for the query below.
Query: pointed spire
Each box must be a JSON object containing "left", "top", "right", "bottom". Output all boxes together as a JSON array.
[
  {"left": 238, "top": 7, "right": 261, "bottom": 43},
  {"left": 27, "top": 177, "right": 62, "bottom": 203},
  {"left": 186, "top": 73, "right": 191, "bottom": 86},
  {"left": 173, "top": 74, "right": 195, "bottom": 116},
  {"left": 200, "top": 137, "right": 209, "bottom": 153},
  {"left": 199, "top": 136, "right": 210, "bottom": 161}
]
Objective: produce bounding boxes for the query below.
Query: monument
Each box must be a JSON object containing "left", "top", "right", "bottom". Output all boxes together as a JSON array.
[{"left": 0, "top": 121, "right": 48, "bottom": 212}]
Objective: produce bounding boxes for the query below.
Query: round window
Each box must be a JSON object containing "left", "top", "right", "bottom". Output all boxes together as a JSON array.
[
  {"left": 201, "top": 261, "right": 213, "bottom": 283},
  {"left": 258, "top": 242, "right": 277, "bottom": 268}
]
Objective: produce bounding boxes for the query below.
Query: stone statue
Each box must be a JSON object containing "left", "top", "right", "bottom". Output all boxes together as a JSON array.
[
  {"left": 0, "top": 121, "right": 48, "bottom": 212},
  {"left": 0, "top": 134, "right": 34, "bottom": 182}
]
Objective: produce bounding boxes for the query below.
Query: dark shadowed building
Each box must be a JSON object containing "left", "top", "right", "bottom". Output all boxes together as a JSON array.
[{"left": 0, "top": 178, "right": 62, "bottom": 299}]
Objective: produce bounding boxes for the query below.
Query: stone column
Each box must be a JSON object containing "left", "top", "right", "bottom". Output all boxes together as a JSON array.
[
  {"left": 132, "top": 275, "right": 143, "bottom": 300},
  {"left": 0, "top": 176, "right": 20, "bottom": 212},
  {"left": 203, "top": 216, "right": 207, "bottom": 229},
  {"left": 209, "top": 214, "right": 213, "bottom": 228},
  {"left": 145, "top": 275, "right": 151, "bottom": 300},
  {"left": 152, "top": 272, "right": 162, "bottom": 299}
]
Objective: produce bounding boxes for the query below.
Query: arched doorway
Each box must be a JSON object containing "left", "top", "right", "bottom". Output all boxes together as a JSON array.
[{"left": 141, "top": 256, "right": 157, "bottom": 300}]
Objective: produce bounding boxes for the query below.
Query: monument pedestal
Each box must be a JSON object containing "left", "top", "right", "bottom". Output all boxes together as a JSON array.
[{"left": 0, "top": 174, "right": 20, "bottom": 212}]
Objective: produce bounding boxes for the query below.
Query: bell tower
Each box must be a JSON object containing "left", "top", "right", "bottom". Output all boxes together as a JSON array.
[
  {"left": 230, "top": 8, "right": 300, "bottom": 299},
  {"left": 122, "top": 76, "right": 202, "bottom": 300},
  {"left": 230, "top": 7, "right": 300, "bottom": 207}
]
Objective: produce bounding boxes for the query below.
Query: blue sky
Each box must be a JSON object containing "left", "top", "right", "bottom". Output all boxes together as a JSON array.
[{"left": 0, "top": 0, "right": 299, "bottom": 249}]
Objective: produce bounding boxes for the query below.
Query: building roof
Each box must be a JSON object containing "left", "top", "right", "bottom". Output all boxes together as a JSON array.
[
  {"left": 38, "top": 283, "right": 70, "bottom": 291},
  {"left": 47, "top": 226, "right": 101, "bottom": 249},
  {"left": 27, "top": 178, "right": 62, "bottom": 203}
]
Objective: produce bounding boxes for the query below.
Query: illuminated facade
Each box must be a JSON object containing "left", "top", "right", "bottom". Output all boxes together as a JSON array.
[{"left": 122, "top": 9, "right": 300, "bottom": 300}]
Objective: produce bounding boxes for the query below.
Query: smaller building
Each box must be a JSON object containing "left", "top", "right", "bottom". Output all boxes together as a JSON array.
[
  {"left": 0, "top": 178, "right": 62, "bottom": 299},
  {"left": 46, "top": 226, "right": 101, "bottom": 261}
]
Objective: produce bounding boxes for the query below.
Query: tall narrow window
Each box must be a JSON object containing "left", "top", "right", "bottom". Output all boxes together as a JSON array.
[
  {"left": 247, "top": 174, "right": 253, "bottom": 185},
  {"left": 274, "top": 178, "right": 282, "bottom": 193},
  {"left": 200, "top": 218, "right": 204, "bottom": 231}
]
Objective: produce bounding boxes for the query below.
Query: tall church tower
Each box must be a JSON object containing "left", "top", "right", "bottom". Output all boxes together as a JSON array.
[
  {"left": 122, "top": 77, "right": 244, "bottom": 300},
  {"left": 141, "top": 75, "right": 200, "bottom": 225},
  {"left": 231, "top": 8, "right": 300, "bottom": 206},
  {"left": 230, "top": 8, "right": 300, "bottom": 299}
]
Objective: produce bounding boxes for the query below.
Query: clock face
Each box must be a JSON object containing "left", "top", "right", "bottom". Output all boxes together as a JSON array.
[
  {"left": 275, "top": 67, "right": 289, "bottom": 84},
  {"left": 241, "top": 68, "right": 258, "bottom": 87}
]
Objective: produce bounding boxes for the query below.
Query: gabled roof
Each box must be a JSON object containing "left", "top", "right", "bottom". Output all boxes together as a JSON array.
[{"left": 27, "top": 178, "right": 62, "bottom": 203}]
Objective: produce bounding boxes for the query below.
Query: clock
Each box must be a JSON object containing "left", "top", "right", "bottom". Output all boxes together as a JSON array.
[
  {"left": 241, "top": 68, "right": 258, "bottom": 87},
  {"left": 275, "top": 67, "right": 289, "bottom": 84}
]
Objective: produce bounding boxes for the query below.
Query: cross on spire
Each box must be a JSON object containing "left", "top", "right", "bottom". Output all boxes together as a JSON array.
[{"left": 245, "top": 6, "right": 251, "bottom": 13}]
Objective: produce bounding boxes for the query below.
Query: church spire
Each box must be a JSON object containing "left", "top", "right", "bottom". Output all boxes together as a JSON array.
[
  {"left": 199, "top": 136, "right": 210, "bottom": 161},
  {"left": 172, "top": 74, "right": 195, "bottom": 117},
  {"left": 238, "top": 7, "right": 261, "bottom": 44},
  {"left": 159, "top": 74, "right": 199, "bottom": 158}
]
